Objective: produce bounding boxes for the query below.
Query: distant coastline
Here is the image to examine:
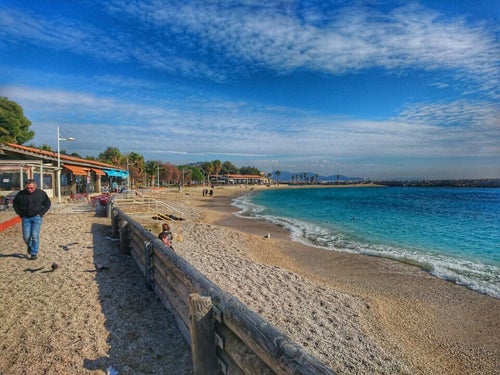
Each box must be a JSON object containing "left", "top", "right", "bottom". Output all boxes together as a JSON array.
[
  {"left": 276, "top": 178, "right": 500, "bottom": 188},
  {"left": 371, "top": 178, "right": 500, "bottom": 188}
]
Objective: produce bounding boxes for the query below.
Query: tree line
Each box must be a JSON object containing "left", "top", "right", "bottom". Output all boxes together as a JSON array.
[
  {"left": 1, "top": 97, "right": 263, "bottom": 187},
  {"left": 79, "top": 146, "right": 262, "bottom": 188}
]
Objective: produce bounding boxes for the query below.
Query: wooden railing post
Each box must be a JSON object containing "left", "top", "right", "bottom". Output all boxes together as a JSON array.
[
  {"left": 111, "top": 209, "right": 120, "bottom": 238},
  {"left": 118, "top": 219, "right": 130, "bottom": 254},
  {"left": 106, "top": 197, "right": 114, "bottom": 218},
  {"left": 144, "top": 241, "right": 153, "bottom": 290},
  {"left": 189, "top": 294, "right": 217, "bottom": 375}
]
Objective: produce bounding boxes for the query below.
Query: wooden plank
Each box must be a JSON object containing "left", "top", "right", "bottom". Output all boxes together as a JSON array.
[
  {"left": 209, "top": 294, "right": 336, "bottom": 375},
  {"left": 129, "top": 241, "right": 145, "bottom": 274},
  {"left": 129, "top": 229, "right": 146, "bottom": 251},
  {"left": 153, "top": 259, "right": 190, "bottom": 308},
  {"left": 130, "top": 249, "right": 145, "bottom": 274},
  {"left": 129, "top": 234, "right": 148, "bottom": 274},
  {"left": 154, "top": 212, "right": 172, "bottom": 221},
  {"left": 153, "top": 271, "right": 190, "bottom": 327},
  {"left": 152, "top": 241, "right": 209, "bottom": 294},
  {"left": 216, "top": 324, "right": 274, "bottom": 374},
  {"left": 153, "top": 279, "right": 191, "bottom": 344},
  {"left": 153, "top": 249, "right": 192, "bottom": 305},
  {"left": 216, "top": 348, "right": 246, "bottom": 375},
  {"left": 129, "top": 235, "right": 145, "bottom": 258}
]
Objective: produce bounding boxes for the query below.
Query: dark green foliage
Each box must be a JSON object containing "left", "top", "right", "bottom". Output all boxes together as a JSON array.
[
  {"left": 189, "top": 167, "right": 204, "bottom": 182},
  {"left": 0, "top": 97, "right": 34, "bottom": 144},
  {"left": 239, "top": 166, "right": 260, "bottom": 175},
  {"left": 221, "top": 161, "right": 238, "bottom": 175},
  {"left": 98, "top": 146, "right": 124, "bottom": 165}
]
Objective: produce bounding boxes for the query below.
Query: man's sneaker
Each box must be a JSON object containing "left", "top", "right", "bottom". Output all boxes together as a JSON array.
[{"left": 30, "top": 254, "right": 37, "bottom": 260}]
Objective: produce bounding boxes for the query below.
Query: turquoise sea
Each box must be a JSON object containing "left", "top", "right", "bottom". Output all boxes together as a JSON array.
[{"left": 232, "top": 187, "right": 500, "bottom": 298}]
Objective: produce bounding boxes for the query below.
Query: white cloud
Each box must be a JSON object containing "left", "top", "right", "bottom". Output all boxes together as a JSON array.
[
  {"left": 0, "top": 6, "right": 131, "bottom": 62},
  {"left": 5, "top": 85, "right": 498, "bottom": 171},
  {"left": 1, "top": 1, "right": 498, "bottom": 179},
  {"left": 2, "top": 1, "right": 497, "bottom": 95},
  {"left": 102, "top": 1, "right": 499, "bottom": 93}
]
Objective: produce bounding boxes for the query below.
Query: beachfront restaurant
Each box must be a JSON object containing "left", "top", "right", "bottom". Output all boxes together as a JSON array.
[
  {"left": 0, "top": 142, "right": 127, "bottom": 201},
  {"left": 212, "top": 174, "right": 267, "bottom": 185}
]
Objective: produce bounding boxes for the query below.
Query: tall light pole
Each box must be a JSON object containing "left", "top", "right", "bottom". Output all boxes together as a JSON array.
[
  {"left": 57, "top": 126, "right": 74, "bottom": 203},
  {"left": 157, "top": 164, "right": 160, "bottom": 187},
  {"left": 126, "top": 157, "right": 130, "bottom": 191}
]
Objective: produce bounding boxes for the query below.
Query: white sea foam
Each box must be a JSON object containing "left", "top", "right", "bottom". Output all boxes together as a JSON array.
[{"left": 232, "top": 194, "right": 500, "bottom": 299}]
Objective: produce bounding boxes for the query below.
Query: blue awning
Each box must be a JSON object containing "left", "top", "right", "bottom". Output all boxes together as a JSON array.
[{"left": 103, "top": 169, "right": 129, "bottom": 177}]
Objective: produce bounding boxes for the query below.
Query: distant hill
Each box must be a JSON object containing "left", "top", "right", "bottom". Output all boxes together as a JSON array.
[
  {"left": 180, "top": 163, "right": 365, "bottom": 183},
  {"left": 271, "top": 171, "right": 365, "bottom": 183}
]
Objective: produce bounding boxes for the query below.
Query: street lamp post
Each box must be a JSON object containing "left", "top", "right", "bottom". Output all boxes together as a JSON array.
[
  {"left": 157, "top": 164, "right": 160, "bottom": 187},
  {"left": 57, "top": 126, "right": 74, "bottom": 203},
  {"left": 126, "top": 157, "right": 130, "bottom": 191}
]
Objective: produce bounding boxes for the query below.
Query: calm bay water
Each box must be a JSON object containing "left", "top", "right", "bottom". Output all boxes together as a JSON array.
[{"left": 232, "top": 187, "right": 500, "bottom": 298}]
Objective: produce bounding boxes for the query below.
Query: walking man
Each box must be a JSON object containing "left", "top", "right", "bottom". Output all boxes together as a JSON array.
[{"left": 13, "top": 179, "right": 51, "bottom": 260}]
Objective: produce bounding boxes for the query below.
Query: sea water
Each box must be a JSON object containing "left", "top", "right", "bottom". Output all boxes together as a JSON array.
[{"left": 232, "top": 187, "right": 500, "bottom": 298}]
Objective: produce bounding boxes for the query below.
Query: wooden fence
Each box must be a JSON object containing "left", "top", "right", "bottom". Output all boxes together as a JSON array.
[{"left": 111, "top": 206, "right": 335, "bottom": 375}]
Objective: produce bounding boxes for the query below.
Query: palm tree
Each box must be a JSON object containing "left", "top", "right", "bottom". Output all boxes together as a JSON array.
[
  {"left": 201, "top": 162, "right": 214, "bottom": 185},
  {"left": 145, "top": 161, "right": 160, "bottom": 187},
  {"left": 213, "top": 160, "right": 222, "bottom": 185},
  {"left": 275, "top": 170, "right": 281, "bottom": 186},
  {"left": 127, "top": 152, "right": 145, "bottom": 187}
]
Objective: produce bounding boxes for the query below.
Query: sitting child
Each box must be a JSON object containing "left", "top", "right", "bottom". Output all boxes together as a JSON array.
[{"left": 158, "top": 223, "right": 174, "bottom": 250}]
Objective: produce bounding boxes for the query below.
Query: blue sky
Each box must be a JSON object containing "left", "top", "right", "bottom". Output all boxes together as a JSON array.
[{"left": 1, "top": 0, "right": 499, "bottom": 179}]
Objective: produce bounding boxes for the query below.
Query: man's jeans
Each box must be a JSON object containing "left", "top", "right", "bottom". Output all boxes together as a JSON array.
[{"left": 22, "top": 216, "right": 42, "bottom": 256}]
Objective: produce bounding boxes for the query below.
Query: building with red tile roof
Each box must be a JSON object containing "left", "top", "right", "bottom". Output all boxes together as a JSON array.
[{"left": 0, "top": 142, "right": 127, "bottom": 201}]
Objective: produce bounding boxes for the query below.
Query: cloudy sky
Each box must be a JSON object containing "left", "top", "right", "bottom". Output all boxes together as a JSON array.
[{"left": 1, "top": 0, "right": 499, "bottom": 179}]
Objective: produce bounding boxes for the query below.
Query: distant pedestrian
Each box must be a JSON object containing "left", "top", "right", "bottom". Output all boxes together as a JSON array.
[{"left": 13, "top": 179, "right": 51, "bottom": 260}]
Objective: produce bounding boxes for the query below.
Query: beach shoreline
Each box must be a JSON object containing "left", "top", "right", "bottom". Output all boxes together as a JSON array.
[
  {"left": 1, "top": 186, "right": 498, "bottom": 374},
  {"left": 183, "top": 185, "right": 499, "bottom": 374}
]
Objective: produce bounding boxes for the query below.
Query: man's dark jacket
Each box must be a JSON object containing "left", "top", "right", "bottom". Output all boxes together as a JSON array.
[{"left": 13, "top": 189, "right": 51, "bottom": 218}]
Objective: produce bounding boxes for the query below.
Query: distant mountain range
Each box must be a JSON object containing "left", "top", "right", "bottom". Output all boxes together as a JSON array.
[{"left": 270, "top": 171, "right": 365, "bottom": 183}]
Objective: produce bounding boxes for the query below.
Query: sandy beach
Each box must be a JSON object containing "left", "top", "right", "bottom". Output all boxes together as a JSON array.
[
  {"left": 0, "top": 202, "right": 193, "bottom": 375},
  {"left": 176, "top": 186, "right": 500, "bottom": 374},
  {"left": 1, "top": 186, "right": 499, "bottom": 374}
]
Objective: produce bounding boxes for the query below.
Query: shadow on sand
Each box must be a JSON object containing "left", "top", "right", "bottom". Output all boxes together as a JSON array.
[{"left": 82, "top": 222, "right": 193, "bottom": 374}]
